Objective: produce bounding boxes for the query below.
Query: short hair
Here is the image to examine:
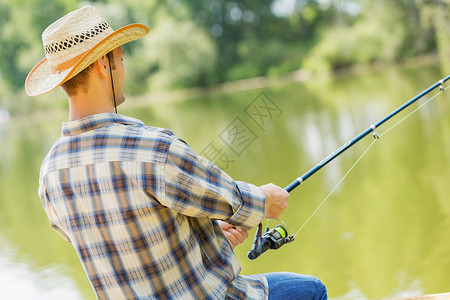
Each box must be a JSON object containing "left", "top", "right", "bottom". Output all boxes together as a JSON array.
[
  {"left": 61, "top": 63, "right": 94, "bottom": 96},
  {"left": 61, "top": 50, "right": 116, "bottom": 96}
]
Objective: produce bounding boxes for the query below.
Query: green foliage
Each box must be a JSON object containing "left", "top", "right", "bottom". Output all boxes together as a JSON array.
[
  {"left": 0, "top": 0, "right": 449, "bottom": 114},
  {"left": 304, "top": 0, "right": 438, "bottom": 72},
  {"left": 417, "top": 0, "right": 450, "bottom": 73},
  {"left": 138, "top": 12, "right": 217, "bottom": 91}
]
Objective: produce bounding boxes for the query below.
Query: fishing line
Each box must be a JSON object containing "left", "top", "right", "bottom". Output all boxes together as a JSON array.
[
  {"left": 292, "top": 85, "right": 448, "bottom": 238},
  {"left": 293, "top": 138, "right": 378, "bottom": 238},
  {"left": 380, "top": 86, "right": 448, "bottom": 138},
  {"left": 248, "top": 78, "right": 449, "bottom": 259}
]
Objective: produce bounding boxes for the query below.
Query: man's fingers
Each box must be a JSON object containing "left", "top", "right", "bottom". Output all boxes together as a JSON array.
[
  {"left": 223, "top": 227, "right": 249, "bottom": 248},
  {"left": 228, "top": 228, "right": 248, "bottom": 242},
  {"left": 223, "top": 231, "right": 239, "bottom": 248},
  {"left": 217, "top": 220, "right": 232, "bottom": 230},
  {"left": 260, "top": 183, "right": 289, "bottom": 219}
]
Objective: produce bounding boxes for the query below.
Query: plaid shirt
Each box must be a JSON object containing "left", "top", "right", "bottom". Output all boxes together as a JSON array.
[{"left": 38, "top": 113, "right": 268, "bottom": 300}]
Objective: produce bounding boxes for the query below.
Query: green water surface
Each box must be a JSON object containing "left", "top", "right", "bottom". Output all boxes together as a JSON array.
[{"left": 1, "top": 64, "right": 449, "bottom": 299}]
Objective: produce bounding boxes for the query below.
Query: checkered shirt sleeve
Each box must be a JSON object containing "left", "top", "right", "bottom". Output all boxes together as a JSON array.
[{"left": 163, "top": 137, "right": 265, "bottom": 230}]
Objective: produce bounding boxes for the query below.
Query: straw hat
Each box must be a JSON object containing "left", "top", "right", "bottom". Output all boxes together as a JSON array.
[{"left": 25, "top": 5, "right": 149, "bottom": 96}]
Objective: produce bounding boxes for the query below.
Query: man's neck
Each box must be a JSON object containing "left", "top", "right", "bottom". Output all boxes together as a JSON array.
[
  {"left": 68, "top": 106, "right": 115, "bottom": 121},
  {"left": 68, "top": 94, "right": 115, "bottom": 121},
  {"left": 65, "top": 64, "right": 118, "bottom": 121}
]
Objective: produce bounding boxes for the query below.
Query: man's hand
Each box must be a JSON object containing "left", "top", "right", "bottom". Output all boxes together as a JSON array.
[
  {"left": 217, "top": 220, "right": 248, "bottom": 249},
  {"left": 260, "top": 183, "right": 289, "bottom": 219}
]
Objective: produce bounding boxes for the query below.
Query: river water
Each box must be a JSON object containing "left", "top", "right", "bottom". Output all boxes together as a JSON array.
[{"left": 0, "top": 63, "right": 449, "bottom": 299}]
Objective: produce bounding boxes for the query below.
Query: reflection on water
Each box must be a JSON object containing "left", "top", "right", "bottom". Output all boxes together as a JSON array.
[
  {"left": 1, "top": 64, "right": 449, "bottom": 299},
  {"left": 300, "top": 111, "right": 344, "bottom": 188},
  {"left": 0, "top": 235, "right": 84, "bottom": 300}
]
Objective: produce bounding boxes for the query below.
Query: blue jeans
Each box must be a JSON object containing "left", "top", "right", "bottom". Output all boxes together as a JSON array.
[{"left": 261, "top": 272, "right": 327, "bottom": 300}]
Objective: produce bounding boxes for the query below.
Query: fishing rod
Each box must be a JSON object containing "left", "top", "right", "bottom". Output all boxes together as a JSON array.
[{"left": 248, "top": 75, "right": 450, "bottom": 260}]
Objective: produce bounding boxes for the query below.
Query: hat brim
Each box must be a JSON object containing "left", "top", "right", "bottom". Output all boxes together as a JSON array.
[{"left": 25, "top": 23, "right": 149, "bottom": 96}]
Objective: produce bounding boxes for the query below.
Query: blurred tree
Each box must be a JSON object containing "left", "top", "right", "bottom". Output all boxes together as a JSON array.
[
  {"left": 417, "top": 0, "right": 450, "bottom": 73},
  {"left": 102, "top": 0, "right": 319, "bottom": 87},
  {"left": 128, "top": 6, "right": 217, "bottom": 92},
  {"left": 0, "top": 0, "right": 448, "bottom": 114},
  {"left": 304, "top": 0, "right": 437, "bottom": 71},
  {"left": 0, "top": 0, "right": 77, "bottom": 90},
  {"left": 179, "top": 0, "right": 297, "bottom": 81}
]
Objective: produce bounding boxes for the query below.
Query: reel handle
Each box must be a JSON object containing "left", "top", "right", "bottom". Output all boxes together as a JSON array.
[{"left": 247, "top": 223, "right": 294, "bottom": 260}]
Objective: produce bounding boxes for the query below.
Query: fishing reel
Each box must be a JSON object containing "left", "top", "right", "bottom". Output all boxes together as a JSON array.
[{"left": 247, "top": 222, "right": 294, "bottom": 260}]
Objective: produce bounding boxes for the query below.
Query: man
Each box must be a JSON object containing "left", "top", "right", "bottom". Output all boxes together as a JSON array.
[{"left": 26, "top": 6, "right": 327, "bottom": 300}]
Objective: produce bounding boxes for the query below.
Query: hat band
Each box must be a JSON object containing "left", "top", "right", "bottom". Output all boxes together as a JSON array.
[{"left": 50, "top": 51, "right": 88, "bottom": 74}]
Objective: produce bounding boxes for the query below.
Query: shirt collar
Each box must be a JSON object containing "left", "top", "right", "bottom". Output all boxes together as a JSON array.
[{"left": 61, "top": 113, "right": 145, "bottom": 136}]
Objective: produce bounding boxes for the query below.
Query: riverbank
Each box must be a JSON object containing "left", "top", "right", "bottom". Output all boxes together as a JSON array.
[
  {"left": 6, "top": 53, "right": 442, "bottom": 127},
  {"left": 128, "top": 53, "right": 441, "bottom": 108}
]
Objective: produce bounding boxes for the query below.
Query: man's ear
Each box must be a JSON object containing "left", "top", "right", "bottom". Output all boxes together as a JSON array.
[{"left": 94, "top": 56, "right": 109, "bottom": 77}]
